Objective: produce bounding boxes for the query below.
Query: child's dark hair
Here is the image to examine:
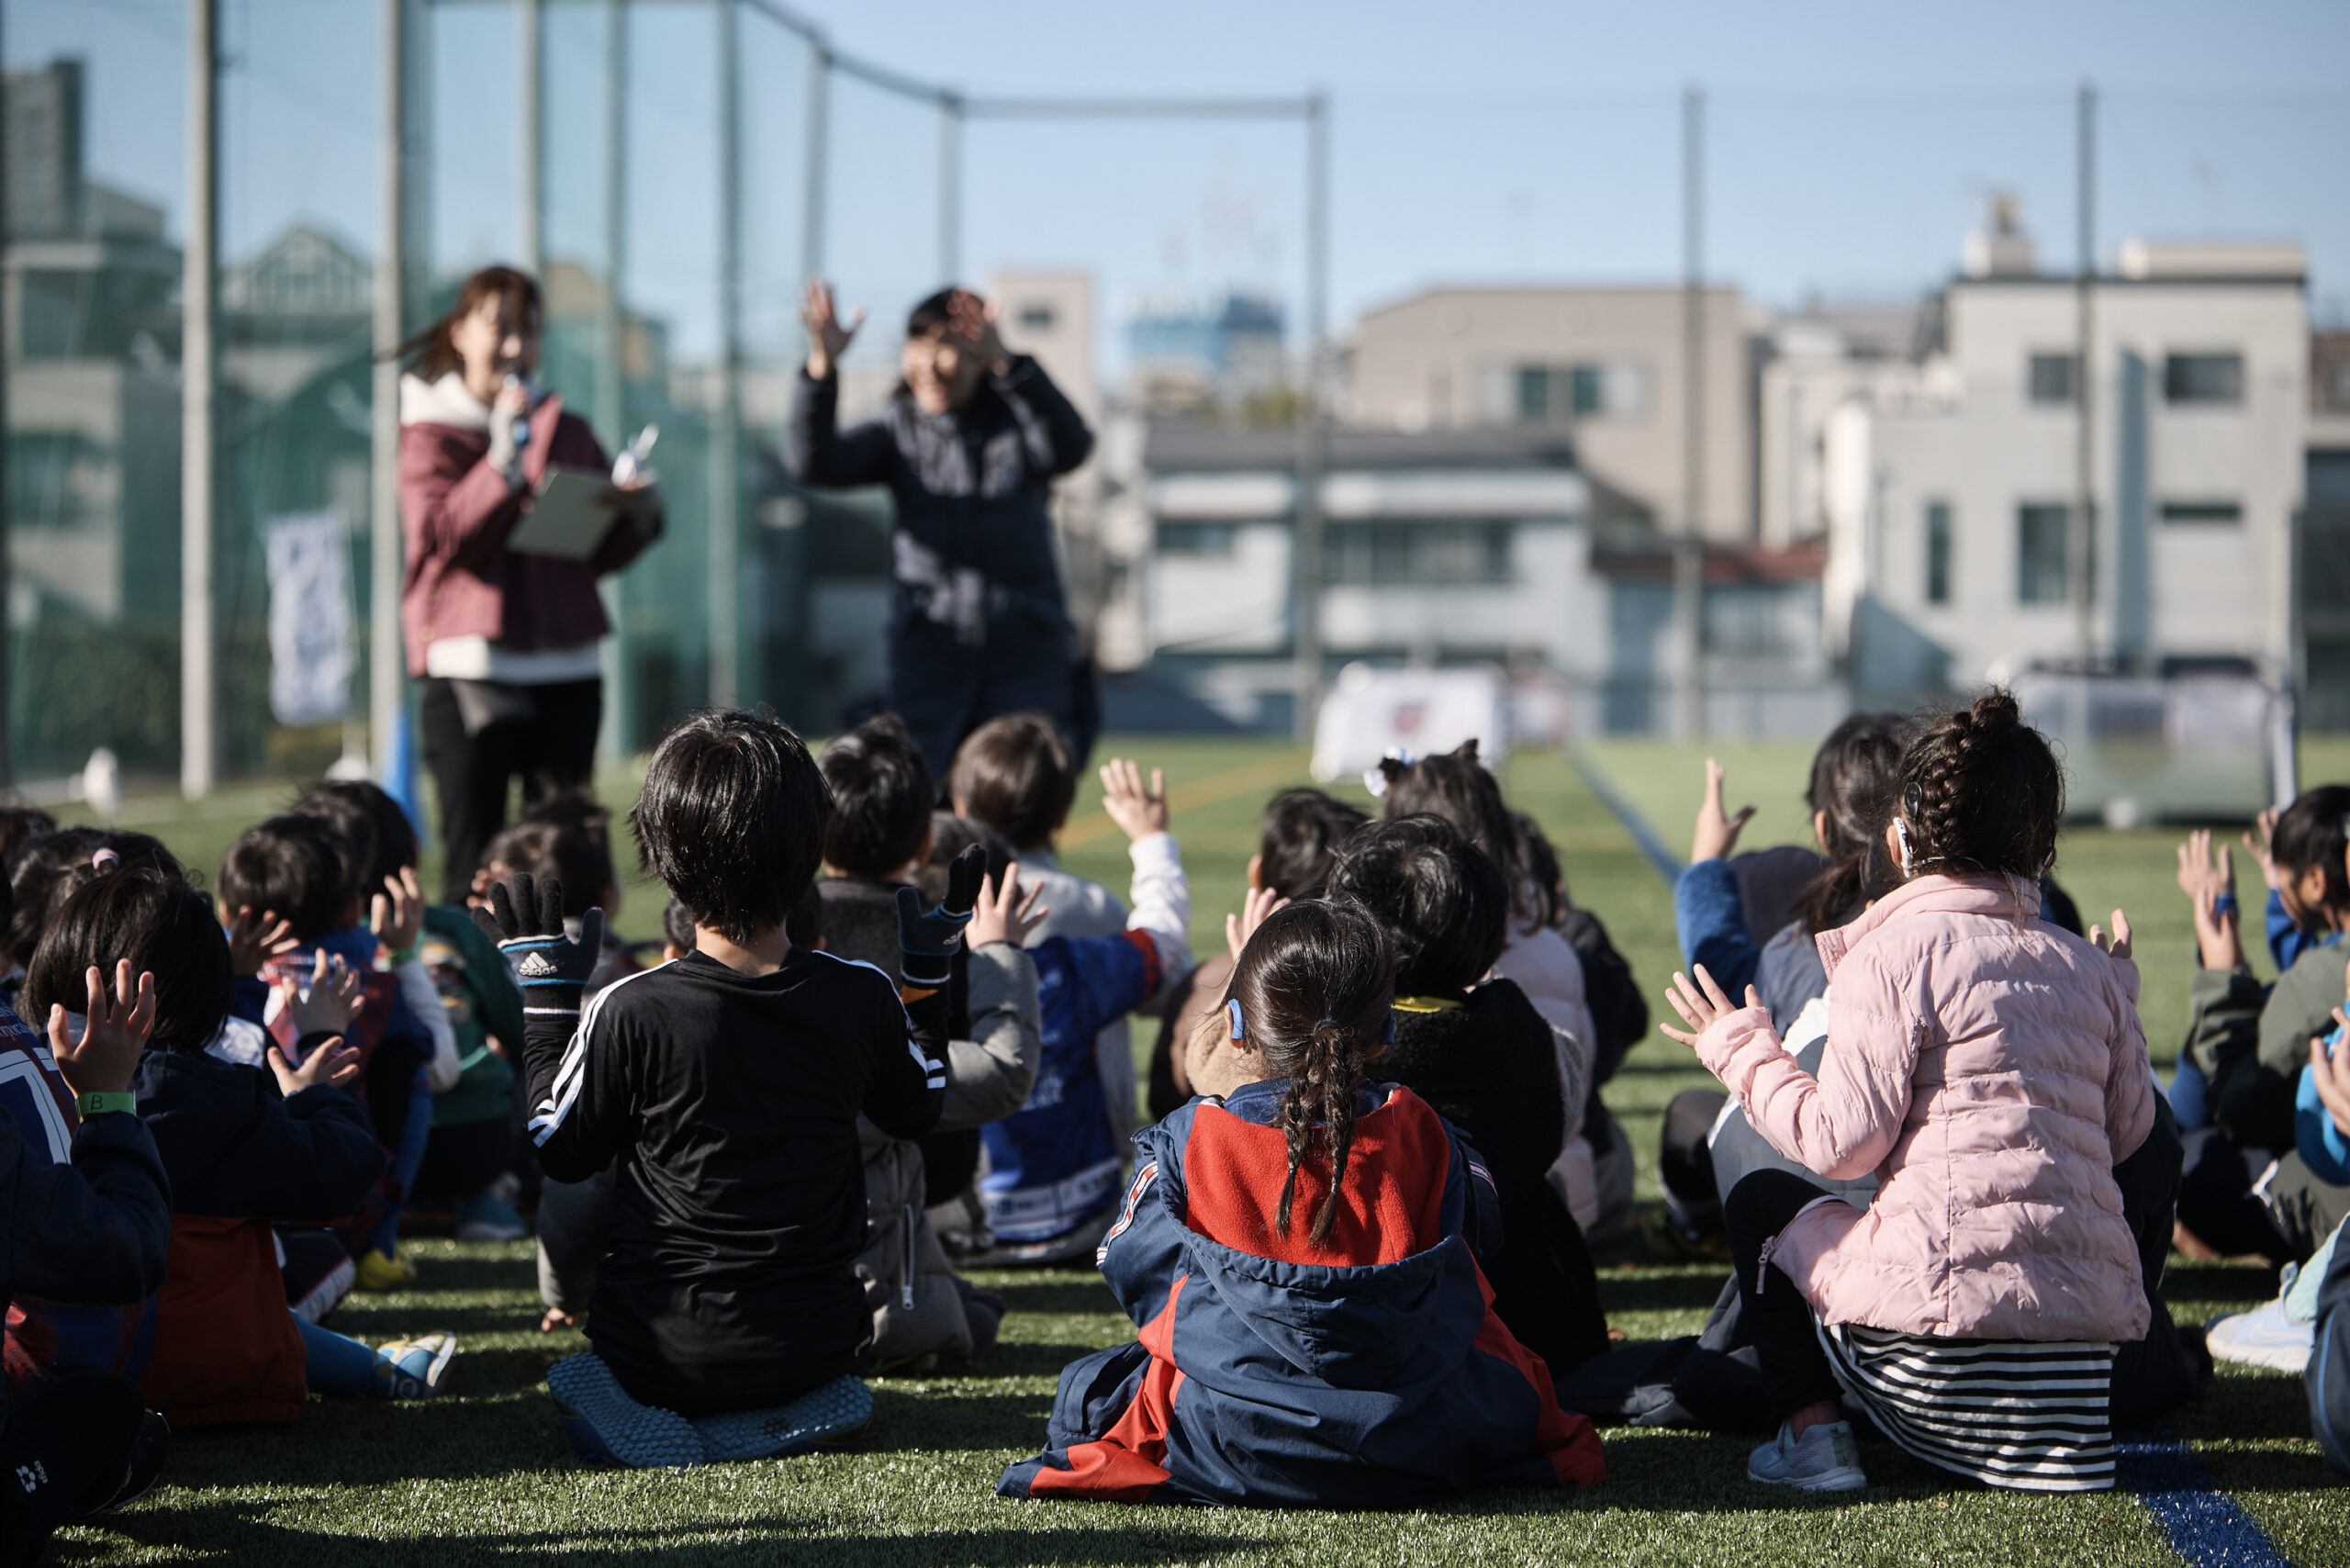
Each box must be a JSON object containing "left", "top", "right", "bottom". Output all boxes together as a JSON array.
[
  {"left": 1791, "top": 711, "right": 1919, "bottom": 935},
  {"left": 661, "top": 896, "right": 698, "bottom": 956},
  {"left": 2271, "top": 786, "right": 2350, "bottom": 910},
  {"left": 631, "top": 710, "right": 832, "bottom": 945},
  {"left": 820, "top": 713, "right": 936, "bottom": 876},
  {"left": 484, "top": 815, "right": 613, "bottom": 924},
  {"left": 947, "top": 712, "right": 1075, "bottom": 852},
  {"left": 297, "top": 781, "right": 419, "bottom": 890},
  {"left": 919, "top": 812, "right": 1013, "bottom": 906},
  {"left": 520, "top": 789, "right": 614, "bottom": 858},
  {"left": 1375, "top": 741, "right": 1528, "bottom": 920},
  {"left": 24, "top": 868, "right": 231, "bottom": 1056},
  {"left": 1257, "top": 789, "right": 1367, "bottom": 902},
  {"left": 218, "top": 815, "right": 353, "bottom": 941},
  {"left": 1511, "top": 812, "right": 1566, "bottom": 929},
  {"left": 1897, "top": 689, "right": 2064, "bottom": 880},
  {"left": 287, "top": 787, "right": 375, "bottom": 910},
  {"left": 0, "top": 806, "right": 58, "bottom": 878},
  {"left": 1221, "top": 900, "right": 1395, "bottom": 1247},
  {"left": 7, "top": 831, "right": 184, "bottom": 971},
  {"left": 1326, "top": 815, "right": 1507, "bottom": 995}
]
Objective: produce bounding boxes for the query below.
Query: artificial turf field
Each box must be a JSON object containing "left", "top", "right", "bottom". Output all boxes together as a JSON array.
[{"left": 50, "top": 734, "right": 2350, "bottom": 1565}]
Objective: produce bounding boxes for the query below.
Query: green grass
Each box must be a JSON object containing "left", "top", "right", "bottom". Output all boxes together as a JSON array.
[{"left": 50, "top": 734, "right": 2350, "bottom": 1564}]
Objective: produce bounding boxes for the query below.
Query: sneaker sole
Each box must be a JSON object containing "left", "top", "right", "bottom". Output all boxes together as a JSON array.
[
  {"left": 547, "top": 1353, "right": 706, "bottom": 1469},
  {"left": 1748, "top": 1458, "right": 1867, "bottom": 1493},
  {"left": 694, "top": 1375, "right": 873, "bottom": 1462}
]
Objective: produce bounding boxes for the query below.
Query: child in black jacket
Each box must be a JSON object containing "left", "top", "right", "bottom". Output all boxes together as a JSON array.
[
  {"left": 1326, "top": 816, "right": 1611, "bottom": 1376},
  {"left": 4, "top": 956, "right": 172, "bottom": 1556},
  {"left": 481, "top": 710, "right": 951, "bottom": 1468}
]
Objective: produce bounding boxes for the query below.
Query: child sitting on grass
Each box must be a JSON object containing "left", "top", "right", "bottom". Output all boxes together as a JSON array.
[
  {"left": 963, "top": 760, "right": 1190, "bottom": 1264},
  {"left": 222, "top": 815, "right": 450, "bottom": 1291},
  {"left": 485, "top": 710, "right": 952, "bottom": 1468},
  {"left": 949, "top": 713, "right": 1169, "bottom": 1148},
  {"left": 3, "top": 956, "right": 173, "bottom": 1556},
  {"left": 999, "top": 900, "right": 1606, "bottom": 1506},
  {"left": 1663, "top": 689, "right": 2155, "bottom": 1495},
  {"left": 1326, "top": 816, "right": 1607, "bottom": 1377},
  {"left": 23, "top": 868, "right": 455, "bottom": 1425}
]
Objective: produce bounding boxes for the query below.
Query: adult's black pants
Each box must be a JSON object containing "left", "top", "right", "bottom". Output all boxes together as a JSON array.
[{"left": 420, "top": 677, "right": 602, "bottom": 905}]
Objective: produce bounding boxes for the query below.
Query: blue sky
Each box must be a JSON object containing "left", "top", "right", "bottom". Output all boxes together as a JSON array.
[{"left": 19, "top": 0, "right": 2350, "bottom": 371}]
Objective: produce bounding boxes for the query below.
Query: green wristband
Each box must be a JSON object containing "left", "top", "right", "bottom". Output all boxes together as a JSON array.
[
  {"left": 76, "top": 1090, "right": 136, "bottom": 1118},
  {"left": 388, "top": 946, "right": 420, "bottom": 968}
]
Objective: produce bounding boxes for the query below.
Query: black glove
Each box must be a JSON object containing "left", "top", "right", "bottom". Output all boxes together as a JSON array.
[
  {"left": 895, "top": 844, "right": 985, "bottom": 991},
  {"left": 473, "top": 874, "right": 604, "bottom": 1014}
]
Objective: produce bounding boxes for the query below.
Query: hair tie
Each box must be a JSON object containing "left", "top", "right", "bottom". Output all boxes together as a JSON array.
[
  {"left": 91, "top": 848, "right": 120, "bottom": 871},
  {"left": 1312, "top": 1017, "right": 1341, "bottom": 1038},
  {"left": 1226, "top": 999, "right": 1245, "bottom": 1042}
]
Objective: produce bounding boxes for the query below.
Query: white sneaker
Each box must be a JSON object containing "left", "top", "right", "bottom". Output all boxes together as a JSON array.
[
  {"left": 2205, "top": 1299, "right": 2315, "bottom": 1372},
  {"left": 1748, "top": 1418, "right": 1867, "bottom": 1492}
]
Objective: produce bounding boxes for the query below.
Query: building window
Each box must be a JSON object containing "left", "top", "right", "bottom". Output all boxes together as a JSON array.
[
  {"left": 2027, "top": 353, "right": 2077, "bottom": 407},
  {"left": 2159, "top": 499, "right": 2244, "bottom": 526},
  {"left": 2017, "top": 503, "right": 2069, "bottom": 605},
  {"left": 1014, "top": 303, "right": 1057, "bottom": 330},
  {"left": 1325, "top": 521, "right": 1513, "bottom": 586},
  {"left": 1155, "top": 521, "right": 1237, "bottom": 556},
  {"left": 1924, "top": 500, "right": 1953, "bottom": 605},
  {"left": 2165, "top": 352, "right": 2244, "bottom": 406},
  {"left": 1499, "top": 361, "right": 1648, "bottom": 424}
]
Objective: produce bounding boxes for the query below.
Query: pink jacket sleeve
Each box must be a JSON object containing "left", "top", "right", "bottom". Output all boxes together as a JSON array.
[
  {"left": 1694, "top": 953, "right": 1919, "bottom": 1182},
  {"left": 2102, "top": 955, "right": 2156, "bottom": 1165}
]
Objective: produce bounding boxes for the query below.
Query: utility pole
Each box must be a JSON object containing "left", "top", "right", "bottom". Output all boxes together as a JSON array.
[
  {"left": 1292, "top": 90, "right": 1328, "bottom": 743},
  {"left": 369, "top": 0, "right": 407, "bottom": 779},
  {"left": 1673, "top": 83, "right": 1706, "bottom": 741},
  {"left": 183, "top": 0, "right": 220, "bottom": 798},
  {"left": 2073, "top": 80, "right": 2097, "bottom": 665}
]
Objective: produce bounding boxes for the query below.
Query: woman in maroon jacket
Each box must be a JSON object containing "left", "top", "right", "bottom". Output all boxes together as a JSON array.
[{"left": 397, "top": 266, "right": 663, "bottom": 901}]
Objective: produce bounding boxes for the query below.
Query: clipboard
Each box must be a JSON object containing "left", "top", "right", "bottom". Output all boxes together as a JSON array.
[{"left": 506, "top": 465, "right": 621, "bottom": 561}]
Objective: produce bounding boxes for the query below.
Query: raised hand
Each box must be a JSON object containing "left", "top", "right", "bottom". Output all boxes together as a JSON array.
[
  {"left": 227, "top": 904, "right": 299, "bottom": 980},
  {"left": 1657, "top": 964, "right": 1761, "bottom": 1049},
  {"left": 50, "top": 959, "right": 156, "bottom": 1098},
  {"left": 282, "top": 949, "right": 364, "bottom": 1037},
  {"left": 896, "top": 844, "right": 984, "bottom": 991},
  {"left": 2087, "top": 909, "right": 2135, "bottom": 964},
  {"left": 268, "top": 1036, "right": 361, "bottom": 1096},
  {"left": 800, "top": 277, "right": 866, "bottom": 379},
  {"left": 372, "top": 866, "right": 427, "bottom": 957},
  {"left": 1690, "top": 757, "right": 1756, "bottom": 865},
  {"left": 945, "top": 288, "right": 1009, "bottom": 375},
  {"left": 2176, "top": 830, "right": 2235, "bottom": 905},
  {"left": 1099, "top": 758, "right": 1169, "bottom": 843},
  {"left": 1225, "top": 885, "right": 1289, "bottom": 964},
  {"left": 472, "top": 875, "right": 603, "bottom": 1013},
  {"left": 2244, "top": 806, "right": 2287, "bottom": 894},
  {"left": 966, "top": 860, "right": 1046, "bottom": 950}
]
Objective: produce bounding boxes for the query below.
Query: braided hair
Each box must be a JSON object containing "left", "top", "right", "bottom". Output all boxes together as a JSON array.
[
  {"left": 1221, "top": 901, "right": 1395, "bottom": 1247},
  {"left": 1896, "top": 689, "right": 2064, "bottom": 879}
]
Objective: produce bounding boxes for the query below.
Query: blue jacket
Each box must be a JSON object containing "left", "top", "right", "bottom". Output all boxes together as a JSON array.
[
  {"left": 997, "top": 1079, "right": 1606, "bottom": 1506},
  {"left": 2269, "top": 889, "right": 2344, "bottom": 975},
  {"left": 2299, "top": 1031, "right": 2350, "bottom": 1188},
  {"left": 978, "top": 929, "right": 1159, "bottom": 1244}
]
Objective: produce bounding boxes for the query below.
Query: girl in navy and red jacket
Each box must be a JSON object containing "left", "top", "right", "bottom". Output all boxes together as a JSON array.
[{"left": 999, "top": 900, "right": 1605, "bottom": 1508}]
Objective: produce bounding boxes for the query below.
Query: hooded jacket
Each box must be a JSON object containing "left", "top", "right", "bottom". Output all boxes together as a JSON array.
[
  {"left": 1694, "top": 873, "right": 2157, "bottom": 1342},
  {"left": 397, "top": 372, "right": 662, "bottom": 676},
  {"left": 133, "top": 1042, "right": 386, "bottom": 1425},
  {"left": 998, "top": 1079, "right": 1605, "bottom": 1506}
]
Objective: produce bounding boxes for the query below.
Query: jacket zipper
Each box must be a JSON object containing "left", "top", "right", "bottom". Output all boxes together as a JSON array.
[{"left": 901, "top": 1203, "right": 916, "bottom": 1311}]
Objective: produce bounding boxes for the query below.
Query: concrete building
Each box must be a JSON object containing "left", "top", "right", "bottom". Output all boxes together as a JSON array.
[
  {"left": 1125, "top": 291, "right": 1286, "bottom": 414},
  {"left": 1339, "top": 285, "right": 1752, "bottom": 541},
  {"left": 1773, "top": 209, "right": 2310, "bottom": 709}
]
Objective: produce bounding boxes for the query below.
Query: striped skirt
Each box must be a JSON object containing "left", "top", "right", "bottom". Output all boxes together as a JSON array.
[{"left": 1818, "top": 1322, "right": 2119, "bottom": 1492}]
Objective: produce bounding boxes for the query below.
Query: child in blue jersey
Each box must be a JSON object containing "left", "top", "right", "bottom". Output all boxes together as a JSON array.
[{"left": 949, "top": 757, "right": 1191, "bottom": 1264}]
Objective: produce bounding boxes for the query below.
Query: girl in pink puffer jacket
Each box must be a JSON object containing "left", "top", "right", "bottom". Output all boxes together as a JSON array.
[{"left": 1662, "top": 690, "right": 2157, "bottom": 1496}]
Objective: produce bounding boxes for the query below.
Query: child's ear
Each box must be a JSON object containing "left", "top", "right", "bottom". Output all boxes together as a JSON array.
[
  {"left": 662, "top": 943, "right": 686, "bottom": 963},
  {"left": 1246, "top": 854, "right": 1263, "bottom": 890},
  {"left": 599, "top": 884, "right": 623, "bottom": 918}
]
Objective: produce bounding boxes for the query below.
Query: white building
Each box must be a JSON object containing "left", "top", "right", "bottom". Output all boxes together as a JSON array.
[{"left": 1768, "top": 218, "right": 2309, "bottom": 706}]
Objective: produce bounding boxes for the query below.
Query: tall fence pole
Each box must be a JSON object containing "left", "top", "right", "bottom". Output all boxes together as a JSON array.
[
  {"left": 182, "top": 0, "right": 220, "bottom": 798},
  {"left": 369, "top": 0, "right": 407, "bottom": 781},
  {"left": 594, "top": 0, "right": 630, "bottom": 758},
  {"left": 2074, "top": 80, "right": 2097, "bottom": 665},
  {"left": 708, "top": 0, "right": 743, "bottom": 708},
  {"left": 938, "top": 93, "right": 961, "bottom": 285},
  {"left": 517, "top": 0, "right": 542, "bottom": 274},
  {"left": 1291, "top": 89, "right": 1328, "bottom": 744},
  {"left": 1673, "top": 82, "right": 1706, "bottom": 742}
]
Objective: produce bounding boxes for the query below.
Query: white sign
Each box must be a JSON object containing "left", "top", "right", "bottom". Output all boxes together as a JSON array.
[
  {"left": 264, "top": 510, "right": 355, "bottom": 728},
  {"left": 1310, "top": 663, "right": 1509, "bottom": 785}
]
